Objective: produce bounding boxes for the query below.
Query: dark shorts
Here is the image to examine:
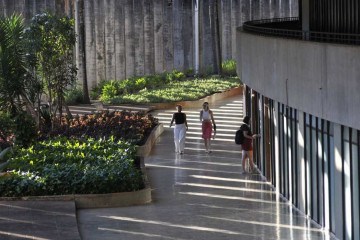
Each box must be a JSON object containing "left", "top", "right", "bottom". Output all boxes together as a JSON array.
[{"left": 241, "top": 138, "right": 253, "bottom": 151}]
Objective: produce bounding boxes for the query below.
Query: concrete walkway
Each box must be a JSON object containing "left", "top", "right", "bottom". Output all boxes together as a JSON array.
[
  {"left": 0, "top": 95, "right": 337, "bottom": 240},
  {"left": 77, "top": 95, "right": 336, "bottom": 240}
]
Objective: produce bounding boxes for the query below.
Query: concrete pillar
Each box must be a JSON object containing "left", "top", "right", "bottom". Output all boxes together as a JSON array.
[{"left": 301, "top": 0, "right": 310, "bottom": 39}]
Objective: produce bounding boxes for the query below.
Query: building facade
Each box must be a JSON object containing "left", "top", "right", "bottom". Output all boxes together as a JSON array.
[{"left": 237, "top": 1, "right": 360, "bottom": 239}]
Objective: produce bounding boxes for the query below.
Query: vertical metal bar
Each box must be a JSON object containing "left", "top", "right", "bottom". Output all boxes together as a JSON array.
[
  {"left": 349, "top": 129, "right": 354, "bottom": 239},
  {"left": 341, "top": 125, "right": 345, "bottom": 240},
  {"left": 310, "top": 114, "right": 313, "bottom": 217},
  {"left": 327, "top": 121, "right": 332, "bottom": 231},
  {"left": 304, "top": 112, "right": 308, "bottom": 215},
  {"left": 321, "top": 119, "right": 325, "bottom": 226},
  {"left": 316, "top": 117, "right": 320, "bottom": 222},
  {"left": 295, "top": 109, "right": 298, "bottom": 207}
]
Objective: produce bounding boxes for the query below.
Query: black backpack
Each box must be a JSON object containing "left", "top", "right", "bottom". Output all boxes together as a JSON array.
[{"left": 235, "top": 128, "right": 244, "bottom": 145}]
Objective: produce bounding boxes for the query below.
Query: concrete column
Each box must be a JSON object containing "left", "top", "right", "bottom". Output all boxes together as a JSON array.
[
  {"left": 154, "top": 0, "right": 164, "bottom": 73},
  {"left": 301, "top": 0, "right": 310, "bottom": 39},
  {"left": 143, "top": 0, "right": 155, "bottom": 75},
  {"left": 114, "top": 0, "right": 126, "bottom": 80}
]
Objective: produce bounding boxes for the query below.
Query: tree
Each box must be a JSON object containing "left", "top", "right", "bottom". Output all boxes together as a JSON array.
[{"left": 26, "top": 12, "right": 77, "bottom": 128}]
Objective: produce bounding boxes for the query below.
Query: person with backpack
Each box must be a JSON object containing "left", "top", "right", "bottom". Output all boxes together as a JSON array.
[{"left": 239, "top": 116, "right": 260, "bottom": 173}]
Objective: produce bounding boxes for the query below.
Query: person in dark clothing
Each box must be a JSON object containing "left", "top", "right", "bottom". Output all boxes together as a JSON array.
[
  {"left": 241, "top": 116, "right": 260, "bottom": 173},
  {"left": 169, "top": 105, "right": 188, "bottom": 154}
]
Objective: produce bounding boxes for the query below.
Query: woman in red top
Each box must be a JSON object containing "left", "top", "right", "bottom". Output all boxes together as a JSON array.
[{"left": 241, "top": 116, "right": 260, "bottom": 173}]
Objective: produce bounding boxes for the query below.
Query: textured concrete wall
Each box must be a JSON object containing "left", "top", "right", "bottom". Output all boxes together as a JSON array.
[
  {"left": 1, "top": 0, "right": 298, "bottom": 90},
  {"left": 237, "top": 30, "right": 360, "bottom": 130}
]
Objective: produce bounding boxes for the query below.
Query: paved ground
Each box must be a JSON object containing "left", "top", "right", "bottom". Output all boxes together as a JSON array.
[{"left": 0, "top": 95, "right": 337, "bottom": 240}]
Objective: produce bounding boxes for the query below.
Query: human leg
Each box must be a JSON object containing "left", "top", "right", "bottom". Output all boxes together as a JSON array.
[
  {"left": 174, "top": 126, "right": 180, "bottom": 153},
  {"left": 178, "top": 124, "right": 186, "bottom": 153},
  {"left": 241, "top": 150, "right": 249, "bottom": 172},
  {"left": 248, "top": 150, "right": 254, "bottom": 171}
]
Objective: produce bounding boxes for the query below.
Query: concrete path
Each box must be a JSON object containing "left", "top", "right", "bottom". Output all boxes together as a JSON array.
[{"left": 77, "top": 95, "right": 336, "bottom": 240}]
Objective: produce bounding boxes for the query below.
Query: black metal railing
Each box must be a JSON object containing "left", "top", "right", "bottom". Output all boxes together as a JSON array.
[{"left": 242, "top": 18, "right": 360, "bottom": 45}]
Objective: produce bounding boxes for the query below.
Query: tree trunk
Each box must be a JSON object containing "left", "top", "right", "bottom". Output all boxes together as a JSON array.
[{"left": 75, "top": 0, "right": 90, "bottom": 103}]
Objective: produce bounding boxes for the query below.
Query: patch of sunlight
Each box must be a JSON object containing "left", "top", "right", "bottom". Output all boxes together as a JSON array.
[
  {"left": 183, "top": 146, "right": 241, "bottom": 153},
  {"left": 179, "top": 192, "right": 286, "bottom": 205},
  {"left": 179, "top": 159, "right": 242, "bottom": 167},
  {"left": 202, "top": 216, "right": 329, "bottom": 234},
  {"left": 175, "top": 182, "right": 275, "bottom": 194},
  {"left": 187, "top": 203, "right": 298, "bottom": 218},
  {"left": 0, "top": 204, "right": 76, "bottom": 217},
  {"left": 190, "top": 175, "right": 270, "bottom": 185},
  {"left": 0, "top": 217, "right": 34, "bottom": 224},
  {"left": 98, "top": 228, "right": 187, "bottom": 240},
  {"left": 99, "top": 216, "right": 250, "bottom": 236},
  {"left": 145, "top": 164, "right": 241, "bottom": 174},
  {"left": 0, "top": 231, "right": 49, "bottom": 240},
  {"left": 185, "top": 137, "right": 236, "bottom": 142}
]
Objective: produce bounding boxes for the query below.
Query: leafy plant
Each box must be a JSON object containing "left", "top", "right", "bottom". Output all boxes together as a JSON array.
[
  {"left": 65, "top": 87, "right": 84, "bottom": 105},
  {"left": 104, "top": 76, "right": 241, "bottom": 104},
  {"left": 0, "top": 14, "right": 36, "bottom": 116},
  {"left": 222, "top": 59, "right": 237, "bottom": 76},
  {"left": 1, "top": 137, "right": 144, "bottom": 197},
  {"left": 38, "top": 110, "right": 158, "bottom": 146}
]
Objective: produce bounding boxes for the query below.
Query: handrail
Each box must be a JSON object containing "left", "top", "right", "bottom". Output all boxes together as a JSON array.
[{"left": 242, "top": 18, "right": 360, "bottom": 45}]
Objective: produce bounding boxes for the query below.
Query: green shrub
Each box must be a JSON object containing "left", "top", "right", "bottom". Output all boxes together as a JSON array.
[
  {"left": 222, "top": 59, "right": 237, "bottom": 76},
  {"left": 13, "top": 112, "right": 38, "bottom": 148},
  {"left": 106, "top": 76, "right": 241, "bottom": 104},
  {"left": 0, "top": 137, "right": 144, "bottom": 197},
  {"left": 90, "top": 80, "right": 108, "bottom": 100},
  {"left": 0, "top": 112, "right": 14, "bottom": 150},
  {"left": 65, "top": 87, "right": 84, "bottom": 105},
  {"left": 0, "top": 111, "right": 37, "bottom": 149}
]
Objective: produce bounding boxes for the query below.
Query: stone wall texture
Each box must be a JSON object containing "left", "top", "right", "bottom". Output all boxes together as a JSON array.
[{"left": 1, "top": 0, "right": 298, "bottom": 90}]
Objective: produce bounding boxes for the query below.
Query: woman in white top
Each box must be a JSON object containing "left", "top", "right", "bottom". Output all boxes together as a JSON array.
[{"left": 199, "top": 102, "right": 216, "bottom": 153}]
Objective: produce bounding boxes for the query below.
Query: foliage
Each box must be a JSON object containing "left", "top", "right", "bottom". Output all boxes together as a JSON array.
[
  {"left": 0, "top": 111, "right": 37, "bottom": 149},
  {"left": 39, "top": 111, "right": 158, "bottom": 146},
  {"left": 65, "top": 87, "right": 84, "bottom": 105},
  {"left": 0, "top": 137, "right": 144, "bottom": 197},
  {"left": 26, "top": 12, "right": 77, "bottom": 124},
  {"left": 12, "top": 112, "right": 38, "bottom": 148},
  {"left": 0, "top": 14, "right": 33, "bottom": 115},
  {"left": 99, "top": 70, "right": 186, "bottom": 102},
  {"left": 221, "top": 59, "right": 237, "bottom": 76},
  {"left": 0, "top": 112, "right": 14, "bottom": 150},
  {"left": 102, "top": 76, "right": 241, "bottom": 104}
]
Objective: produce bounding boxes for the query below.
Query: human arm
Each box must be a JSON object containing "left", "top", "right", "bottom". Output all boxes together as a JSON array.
[
  {"left": 169, "top": 113, "right": 175, "bottom": 127},
  {"left": 210, "top": 110, "right": 216, "bottom": 131},
  {"left": 185, "top": 114, "right": 188, "bottom": 130},
  {"left": 243, "top": 130, "right": 260, "bottom": 139},
  {"left": 199, "top": 110, "right": 203, "bottom": 122}
]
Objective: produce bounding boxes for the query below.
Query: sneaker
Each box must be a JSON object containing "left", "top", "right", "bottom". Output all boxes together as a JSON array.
[{"left": 180, "top": 151, "right": 184, "bottom": 155}]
